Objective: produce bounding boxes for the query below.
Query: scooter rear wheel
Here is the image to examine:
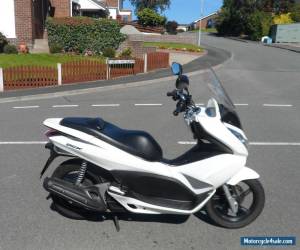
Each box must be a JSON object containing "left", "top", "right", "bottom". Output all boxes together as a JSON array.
[
  {"left": 50, "top": 159, "right": 102, "bottom": 220},
  {"left": 205, "top": 179, "right": 265, "bottom": 228}
]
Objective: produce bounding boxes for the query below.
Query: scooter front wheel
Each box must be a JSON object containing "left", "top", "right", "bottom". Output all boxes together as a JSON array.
[{"left": 205, "top": 179, "right": 265, "bottom": 228}]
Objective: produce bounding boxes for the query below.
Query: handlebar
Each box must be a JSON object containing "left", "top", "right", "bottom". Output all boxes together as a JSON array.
[
  {"left": 173, "top": 101, "right": 185, "bottom": 116},
  {"left": 167, "top": 89, "right": 192, "bottom": 116}
]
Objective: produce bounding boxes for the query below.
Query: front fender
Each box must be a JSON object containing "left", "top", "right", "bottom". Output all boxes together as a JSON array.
[{"left": 226, "top": 167, "right": 260, "bottom": 185}]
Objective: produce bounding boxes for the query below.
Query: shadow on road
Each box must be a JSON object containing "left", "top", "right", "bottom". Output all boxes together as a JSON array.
[{"left": 50, "top": 201, "right": 218, "bottom": 227}]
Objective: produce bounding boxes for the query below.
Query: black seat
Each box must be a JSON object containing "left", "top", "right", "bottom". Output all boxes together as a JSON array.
[{"left": 60, "top": 117, "right": 163, "bottom": 162}]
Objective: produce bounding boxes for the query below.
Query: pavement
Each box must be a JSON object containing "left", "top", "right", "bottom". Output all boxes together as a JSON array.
[
  {"left": 0, "top": 33, "right": 300, "bottom": 250},
  {"left": 168, "top": 51, "right": 203, "bottom": 66},
  {"left": 218, "top": 33, "right": 300, "bottom": 53},
  {"left": 267, "top": 43, "right": 300, "bottom": 53}
]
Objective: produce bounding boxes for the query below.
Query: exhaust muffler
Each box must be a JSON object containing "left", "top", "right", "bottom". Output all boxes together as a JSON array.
[{"left": 43, "top": 177, "right": 107, "bottom": 212}]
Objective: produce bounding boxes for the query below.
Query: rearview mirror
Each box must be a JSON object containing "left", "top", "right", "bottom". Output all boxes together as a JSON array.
[{"left": 171, "top": 62, "right": 182, "bottom": 76}]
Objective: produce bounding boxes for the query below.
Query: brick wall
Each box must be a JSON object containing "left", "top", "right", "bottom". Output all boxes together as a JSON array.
[
  {"left": 106, "top": 0, "right": 118, "bottom": 8},
  {"left": 12, "top": 0, "right": 71, "bottom": 47},
  {"left": 118, "top": 38, "right": 156, "bottom": 58},
  {"left": 50, "top": 0, "right": 70, "bottom": 17},
  {"left": 196, "top": 19, "right": 209, "bottom": 29},
  {"left": 195, "top": 14, "right": 218, "bottom": 29},
  {"left": 128, "top": 33, "right": 198, "bottom": 45},
  {"left": 14, "top": 0, "right": 34, "bottom": 46}
]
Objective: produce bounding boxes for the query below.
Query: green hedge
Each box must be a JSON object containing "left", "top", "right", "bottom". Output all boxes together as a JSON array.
[
  {"left": 46, "top": 17, "right": 126, "bottom": 55},
  {"left": 246, "top": 11, "right": 272, "bottom": 41}
]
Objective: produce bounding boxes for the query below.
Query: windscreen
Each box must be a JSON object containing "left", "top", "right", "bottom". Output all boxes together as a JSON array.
[{"left": 201, "top": 69, "right": 236, "bottom": 113}]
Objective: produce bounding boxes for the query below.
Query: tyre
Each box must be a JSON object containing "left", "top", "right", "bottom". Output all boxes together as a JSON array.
[
  {"left": 50, "top": 159, "right": 103, "bottom": 220},
  {"left": 205, "top": 179, "right": 265, "bottom": 228}
]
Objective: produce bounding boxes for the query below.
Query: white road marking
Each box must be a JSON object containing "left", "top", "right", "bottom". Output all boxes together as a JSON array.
[
  {"left": 0, "top": 141, "right": 47, "bottom": 145},
  {"left": 134, "top": 104, "right": 163, "bottom": 106},
  {"left": 52, "top": 105, "right": 79, "bottom": 108},
  {"left": 13, "top": 106, "right": 39, "bottom": 109},
  {"left": 196, "top": 103, "right": 205, "bottom": 106},
  {"left": 234, "top": 104, "right": 249, "bottom": 106},
  {"left": 263, "top": 104, "right": 293, "bottom": 107},
  {"left": 91, "top": 104, "right": 120, "bottom": 107},
  {"left": 249, "top": 142, "right": 300, "bottom": 146},
  {"left": 178, "top": 141, "right": 197, "bottom": 145},
  {"left": 178, "top": 141, "right": 300, "bottom": 146}
]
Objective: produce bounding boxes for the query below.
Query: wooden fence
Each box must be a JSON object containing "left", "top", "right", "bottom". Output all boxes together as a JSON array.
[
  {"left": 3, "top": 66, "right": 57, "bottom": 90},
  {"left": 147, "top": 52, "right": 170, "bottom": 72},
  {"left": 0, "top": 52, "right": 169, "bottom": 91},
  {"left": 62, "top": 60, "right": 107, "bottom": 84},
  {"left": 109, "top": 58, "right": 144, "bottom": 79}
]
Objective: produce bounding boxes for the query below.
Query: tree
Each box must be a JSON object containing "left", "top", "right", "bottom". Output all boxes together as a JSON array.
[
  {"left": 216, "top": 0, "right": 254, "bottom": 36},
  {"left": 166, "top": 21, "right": 178, "bottom": 34},
  {"left": 290, "top": 3, "right": 300, "bottom": 22},
  {"left": 130, "top": 0, "right": 170, "bottom": 13},
  {"left": 0, "top": 32, "right": 8, "bottom": 53},
  {"left": 216, "top": 0, "right": 272, "bottom": 37},
  {"left": 263, "top": 0, "right": 295, "bottom": 13},
  {"left": 245, "top": 10, "right": 272, "bottom": 40},
  {"left": 137, "top": 8, "right": 166, "bottom": 27}
]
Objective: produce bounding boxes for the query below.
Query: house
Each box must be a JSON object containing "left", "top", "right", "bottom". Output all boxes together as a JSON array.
[
  {"left": 0, "top": 0, "right": 131, "bottom": 47},
  {"left": 78, "top": 0, "right": 132, "bottom": 21},
  {"left": 177, "top": 24, "right": 189, "bottom": 32},
  {"left": 191, "top": 12, "right": 218, "bottom": 30}
]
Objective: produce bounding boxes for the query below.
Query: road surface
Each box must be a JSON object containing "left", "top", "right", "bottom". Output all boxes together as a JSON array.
[{"left": 0, "top": 34, "right": 299, "bottom": 250}]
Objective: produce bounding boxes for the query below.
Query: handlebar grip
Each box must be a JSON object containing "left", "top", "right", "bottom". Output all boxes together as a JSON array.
[{"left": 167, "top": 92, "right": 173, "bottom": 97}]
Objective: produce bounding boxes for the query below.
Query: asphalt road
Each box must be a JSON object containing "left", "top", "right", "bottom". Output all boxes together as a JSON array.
[{"left": 0, "top": 34, "right": 299, "bottom": 250}]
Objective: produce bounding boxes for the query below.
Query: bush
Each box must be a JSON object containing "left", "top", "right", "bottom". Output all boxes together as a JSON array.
[
  {"left": 291, "top": 4, "right": 300, "bottom": 22},
  {"left": 216, "top": 7, "right": 245, "bottom": 36},
  {"left": 137, "top": 8, "right": 166, "bottom": 27},
  {"left": 0, "top": 32, "right": 8, "bottom": 53},
  {"left": 166, "top": 21, "right": 178, "bottom": 35},
  {"left": 103, "top": 47, "right": 116, "bottom": 58},
  {"left": 273, "top": 13, "right": 294, "bottom": 24},
  {"left": 49, "top": 43, "right": 63, "bottom": 53},
  {"left": 119, "top": 47, "right": 132, "bottom": 58},
  {"left": 46, "top": 17, "right": 126, "bottom": 55},
  {"left": 3, "top": 44, "right": 18, "bottom": 54},
  {"left": 246, "top": 11, "right": 272, "bottom": 41}
]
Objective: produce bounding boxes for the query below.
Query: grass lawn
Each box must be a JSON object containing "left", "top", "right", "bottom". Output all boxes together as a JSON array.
[
  {"left": 192, "top": 28, "right": 217, "bottom": 33},
  {"left": 144, "top": 42, "right": 204, "bottom": 52},
  {"left": 0, "top": 54, "right": 105, "bottom": 68}
]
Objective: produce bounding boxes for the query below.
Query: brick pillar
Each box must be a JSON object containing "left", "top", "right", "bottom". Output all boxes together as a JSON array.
[
  {"left": 14, "top": 0, "right": 34, "bottom": 46},
  {"left": 50, "top": 0, "right": 71, "bottom": 17}
]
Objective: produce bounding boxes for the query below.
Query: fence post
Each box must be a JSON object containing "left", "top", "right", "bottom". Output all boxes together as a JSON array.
[
  {"left": 106, "top": 58, "right": 110, "bottom": 80},
  {"left": 0, "top": 68, "right": 3, "bottom": 92},
  {"left": 57, "top": 63, "right": 62, "bottom": 85},
  {"left": 144, "top": 53, "right": 148, "bottom": 73}
]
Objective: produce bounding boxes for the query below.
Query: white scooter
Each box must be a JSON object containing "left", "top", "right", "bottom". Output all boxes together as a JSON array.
[{"left": 41, "top": 63, "right": 265, "bottom": 230}]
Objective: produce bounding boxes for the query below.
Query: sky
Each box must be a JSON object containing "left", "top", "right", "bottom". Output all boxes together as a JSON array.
[{"left": 123, "top": 0, "right": 223, "bottom": 24}]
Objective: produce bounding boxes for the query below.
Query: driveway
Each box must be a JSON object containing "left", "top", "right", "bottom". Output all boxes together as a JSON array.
[{"left": 0, "top": 33, "right": 299, "bottom": 250}]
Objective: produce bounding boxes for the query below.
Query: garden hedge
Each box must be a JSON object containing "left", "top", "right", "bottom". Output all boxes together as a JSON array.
[{"left": 46, "top": 17, "right": 126, "bottom": 55}]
